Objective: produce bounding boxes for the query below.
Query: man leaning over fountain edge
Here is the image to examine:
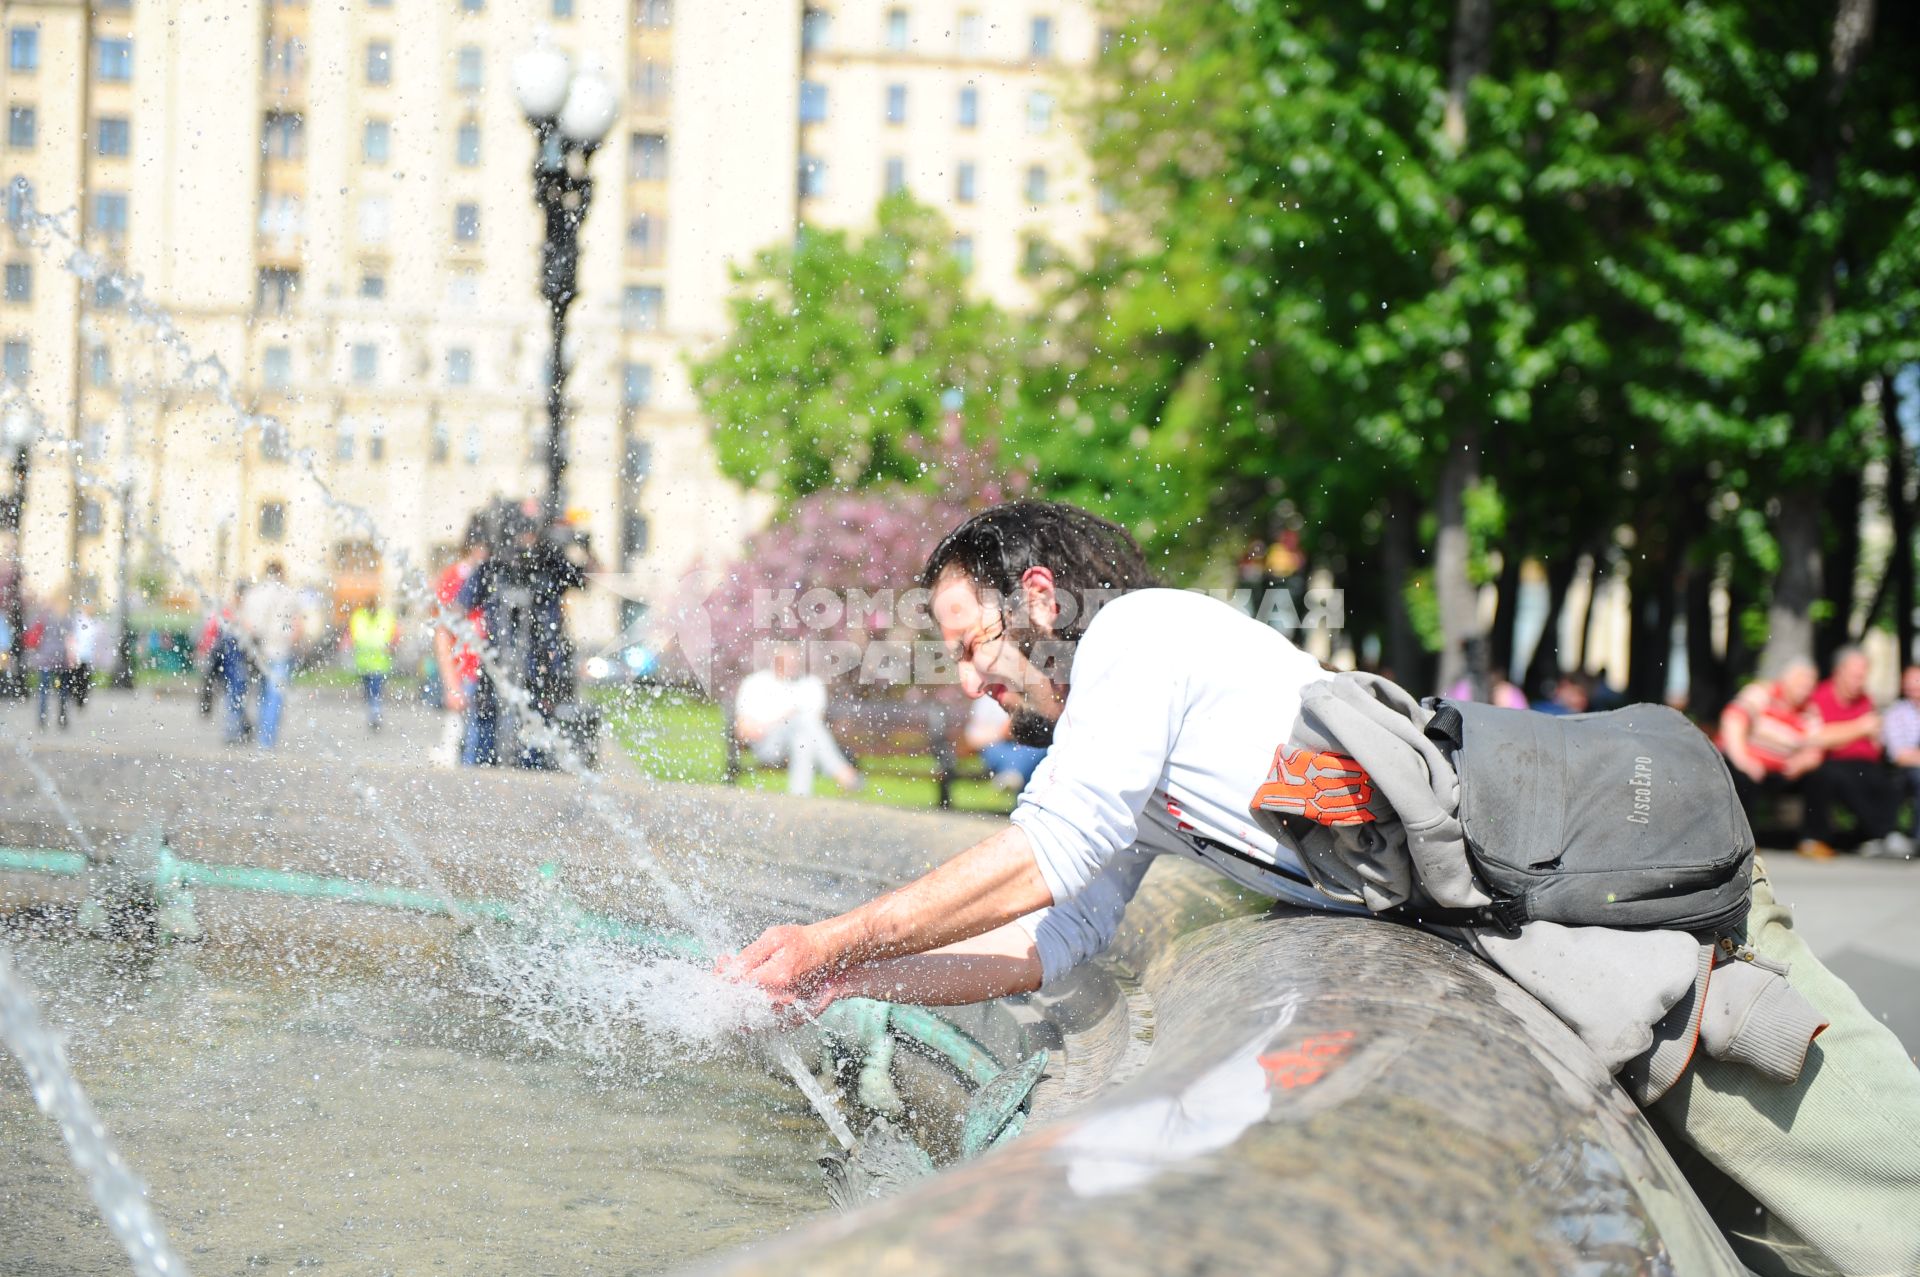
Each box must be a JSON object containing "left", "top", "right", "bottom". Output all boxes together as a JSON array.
[{"left": 718, "top": 499, "right": 1920, "bottom": 1277}]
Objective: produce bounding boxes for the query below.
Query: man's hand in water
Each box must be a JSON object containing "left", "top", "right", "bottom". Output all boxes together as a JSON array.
[{"left": 717, "top": 923, "right": 842, "bottom": 1002}]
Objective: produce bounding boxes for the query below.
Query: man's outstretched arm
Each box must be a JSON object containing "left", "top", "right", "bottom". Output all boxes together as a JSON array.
[{"left": 717, "top": 824, "right": 1052, "bottom": 999}]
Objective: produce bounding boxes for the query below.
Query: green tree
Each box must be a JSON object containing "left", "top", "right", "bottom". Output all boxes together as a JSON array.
[{"left": 691, "top": 194, "right": 1029, "bottom": 499}]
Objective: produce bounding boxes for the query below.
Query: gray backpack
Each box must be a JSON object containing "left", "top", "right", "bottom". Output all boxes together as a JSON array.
[{"left": 1420, "top": 698, "right": 1754, "bottom": 935}]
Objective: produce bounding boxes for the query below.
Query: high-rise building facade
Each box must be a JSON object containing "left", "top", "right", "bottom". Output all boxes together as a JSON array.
[{"left": 0, "top": 0, "right": 1099, "bottom": 653}]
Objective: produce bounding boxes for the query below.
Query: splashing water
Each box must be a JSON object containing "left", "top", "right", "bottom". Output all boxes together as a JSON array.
[
  {"left": 3, "top": 199, "right": 866, "bottom": 1163},
  {"left": 0, "top": 945, "right": 192, "bottom": 1277}
]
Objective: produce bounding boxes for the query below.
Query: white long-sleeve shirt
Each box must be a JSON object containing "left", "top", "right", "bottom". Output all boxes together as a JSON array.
[{"left": 1009, "top": 588, "right": 1361, "bottom": 983}]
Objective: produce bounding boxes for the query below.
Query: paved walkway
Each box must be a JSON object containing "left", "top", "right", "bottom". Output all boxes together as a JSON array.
[{"left": 10, "top": 686, "right": 1919, "bottom": 1056}]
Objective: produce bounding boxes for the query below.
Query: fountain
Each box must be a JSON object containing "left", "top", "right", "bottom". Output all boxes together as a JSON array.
[{"left": 0, "top": 190, "right": 1745, "bottom": 1275}]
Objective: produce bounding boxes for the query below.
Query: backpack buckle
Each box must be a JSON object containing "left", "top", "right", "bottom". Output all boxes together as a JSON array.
[{"left": 1485, "top": 896, "right": 1530, "bottom": 936}]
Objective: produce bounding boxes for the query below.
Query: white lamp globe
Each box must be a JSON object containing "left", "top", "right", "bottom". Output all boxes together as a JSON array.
[
  {"left": 559, "top": 70, "right": 618, "bottom": 145},
  {"left": 512, "top": 35, "right": 571, "bottom": 120}
]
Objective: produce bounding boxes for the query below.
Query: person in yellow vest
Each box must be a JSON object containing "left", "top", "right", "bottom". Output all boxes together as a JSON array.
[{"left": 348, "top": 598, "right": 397, "bottom": 733}]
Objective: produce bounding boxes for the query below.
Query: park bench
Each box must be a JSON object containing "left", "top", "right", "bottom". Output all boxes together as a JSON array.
[{"left": 722, "top": 697, "right": 986, "bottom": 809}]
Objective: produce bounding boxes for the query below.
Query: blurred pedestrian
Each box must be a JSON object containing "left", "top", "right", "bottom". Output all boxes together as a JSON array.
[
  {"left": 25, "top": 600, "right": 71, "bottom": 730},
  {"left": 1717, "top": 658, "right": 1824, "bottom": 853},
  {"left": 1807, "top": 646, "right": 1911, "bottom": 860},
  {"left": 349, "top": 596, "right": 397, "bottom": 733},
  {"left": 239, "top": 561, "right": 301, "bottom": 748},
  {"left": 1881, "top": 664, "right": 1920, "bottom": 845},
  {"left": 433, "top": 516, "right": 489, "bottom": 767},
  {"left": 734, "top": 646, "right": 861, "bottom": 796},
  {"left": 1530, "top": 673, "right": 1593, "bottom": 717},
  {"left": 965, "top": 694, "right": 1046, "bottom": 793},
  {"left": 66, "top": 602, "right": 101, "bottom": 712}
]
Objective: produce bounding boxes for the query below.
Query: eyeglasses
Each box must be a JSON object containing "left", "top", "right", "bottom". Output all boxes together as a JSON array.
[{"left": 950, "top": 613, "right": 1008, "bottom": 668}]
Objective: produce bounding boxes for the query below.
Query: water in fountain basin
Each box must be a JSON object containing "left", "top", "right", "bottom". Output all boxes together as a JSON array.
[{"left": 0, "top": 932, "right": 831, "bottom": 1275}]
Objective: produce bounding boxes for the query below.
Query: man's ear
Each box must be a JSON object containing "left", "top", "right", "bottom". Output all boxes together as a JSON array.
[{"left": 1019, "top": 566, "right": 1058, "bottom": 631}]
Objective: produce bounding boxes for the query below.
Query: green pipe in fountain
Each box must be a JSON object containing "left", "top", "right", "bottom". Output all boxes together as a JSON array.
[{"left": 0, "top": 842, "right": 1020, "bottom": 1119}]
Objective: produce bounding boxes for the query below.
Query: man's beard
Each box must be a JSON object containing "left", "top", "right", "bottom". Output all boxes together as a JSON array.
[{"left": 1008, "top": 707, "right": 1056, "bottom": 748}]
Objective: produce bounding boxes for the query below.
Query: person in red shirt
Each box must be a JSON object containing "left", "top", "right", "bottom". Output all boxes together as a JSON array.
[
  {"left": 431, "top": 517, "right": 489, "bottom": 767},
  {"left": 1718, "top": 658, "right": 1824, "bottom": 855},
  {"left": 1806, "top": 646, "right": 1910, "bottom": 860}
]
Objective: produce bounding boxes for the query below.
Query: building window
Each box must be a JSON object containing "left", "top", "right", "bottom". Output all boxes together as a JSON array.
[
  {"left": 264, "top": 34, "right": 306, "bottom": 84},
  {"left": 259, "top": 502, "right": 286, "bottom": 541},
  {"left": 630, "top": 132, "right": 668, "bottom": 180},
  {"left": 885, "top": 7, "right": 909, "bottom": 51},
  {"left": 884, "top": 156, "right": 907, "bottom": 196},
  {"left": 448, "top": 270, "right": 477, "bottom": 308},
  {"left": 455, "top": 46, "right": 483, "bottom": 92},
  {"left": 5, "top": 179, "right": 30, "bottom": 227},
  {"left": 93, "top": 277, "right": 123, "bottom": 308},
  {"left": 351, "top": 343, "right": 378, "bottom": 383},
  {"left": 800, "top": 7, "right": 831, "bottom": 50},
  {"left": 622, "top": 285, "right": 663, "bottom": 331},
  {"left": 263, "top": 345, "right": 293, "bottom": 390},
  {"left": 1025, "top": 164, "right": 1048, "bottom": 203},
  {"left": 260, "top": 422, "right": 290, "bottom": 462},
  {"left": 1, "top": 339, "right": 26, "bottom": 383},
  {"left": 358, "top": 195, "right": 390, "bottom": 244},
  {"left": 1021, "top": 236, "right": 1049, "bottom": 276},
  {"left": 622, "top": 438, "right": 652, "bottom": 484},
  {"left": 96, "top": 116, "right": 130, "bottom": 157},
  {"left": 630, "top": 57, "right": 670, "bottom": 111},
  {"left": 885, "top": 84, "right": 907, "bottom": 124},
  {"left": 366, "top": 41, "right": 391, "bottom": 85},
  {"left": 367, "top": 423, "right": 386, "bottom": 462},
  {"left": 430, "top": 422, "right": 451, "bottom": 465},
  {"left": 956, "top": 11, "right": 981, "bottom": 54},
  {"left": 799, "top": 81, "right": 828, "bottom": 124},
  {"left": 637, "top": 0, "right": 672, "bottom": 28},
  {"left": 79, "top": 498, "right": 103, "bottom": 538},
  {"left": 8, "top": 107, "right": 35, "bottom": 150},
  {"left": 456, "top": 121, "right": 481, "bottom": 166},
  {"left": 358, "top": 271, "right": 385, "bottom": 299},
  {"left": 627, "top": 211, "right": 663, "bottom": 263},
  {"left": 798, "top": 155, "right": 827, "bottom": 199},
  {"left": 552, "top": 0, "right": 574, "bottom": 17},
  {"left": 3, "top": 262, "right": 28, "bottom": 302},
  {"left": 97, "top": 37, "right": 133, "bottom": 82},
  {"left": 957, "top": 86, "right": 978, "bottom": 128},
  {"left": 463, "top": 423, "right": 480, "bottom": 464},
  {"left": 952, "top": 234, "right": 974, "bottom": 274},
  {"left": 955, "top": 161, "right": 975, "bottom": 203},
  {"left": 460, "top": 0, "right": 483, "bottom": 11},
  {"left": 80, "top": 422, "right": 106, "bottom": 463},
  {"left": 453, "top": 202, "right": 480, "bottom": 242},
  {"left": 623, "top": 362, "right": 653, "bottom": 409},
  {"left": 334, "top": 421, "right": 356, "bottom": 461},
  {"left": 621, "top": 512, "right": 649, "bottom": 557},
  {"left": 363, "top": 119, "right": 390, "bottom": 165},
  {"left": 87, "top": 346, "right": 111, "bottom": 387},
  {"left": 256, "top": 267, "right": 299, "bottom": 313},
  {"left": 92, "top": 192, "right": 129, "bottom": 238},
  {"left": 1029, "top": 15, "right": 1053, "bottom": 59},
  {"left": 1027, "top": 90, "right": 1054, "bottom": 133},
  {"left": 447, "top": 346, "right": 473, "bottom": 386},
  {"left": 8, "top": 29, "right": 37, "bottom": 73},
  {"left": 263, "top": 111, "right": 304, "bottom": 160}
]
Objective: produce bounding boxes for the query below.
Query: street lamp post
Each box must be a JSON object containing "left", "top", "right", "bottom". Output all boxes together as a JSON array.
[
  {"left": 1, "top": 405, "right": 34, "bottom": 699},
  {"left": 112, "top": 459, "right": 136, "bottom": 690},
  {"left": 509, "top": 34, "right": 616, "bottom": 767},
  {"left": 512, "top": 34, "right": 618, "bottom": 527}
]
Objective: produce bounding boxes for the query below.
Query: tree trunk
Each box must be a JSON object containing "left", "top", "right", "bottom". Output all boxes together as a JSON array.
[
  {"left": 1522, "top": 551, "right": 1579, "bottom": 696},
  {"left": 1434, "top": 430, "right": 1483, "bottom": 692},
  {"left": 1381, "top": 489, "right": 1424, "bottom": 684},
  {"left": 1685, "top": 553, "right": 1727, "bottom": 717},
  {"left": 1818, "top": 464, "right": 1862, "bottom": 664},
  {"left": 1889, "top": 375, "right": 1915, "bottom": 666},
  {"left": 1763, "top": 491, "right": 1823, "bottom": 673},
  {"left": 1489, "top": 548, "right": 1522, "bottom": 677},
  {"left": 1566, "top": 552, "right": 1598, "bottom": 678}
]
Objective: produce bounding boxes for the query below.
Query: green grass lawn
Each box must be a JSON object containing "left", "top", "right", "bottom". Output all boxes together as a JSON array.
[{"left": 594, "top": 688, "right": 1015, "bottom": 815}]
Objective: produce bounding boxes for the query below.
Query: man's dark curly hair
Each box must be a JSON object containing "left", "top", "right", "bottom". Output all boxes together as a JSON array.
[{"left": 919, "top": 500, "right": 1157, "bottom": 642}]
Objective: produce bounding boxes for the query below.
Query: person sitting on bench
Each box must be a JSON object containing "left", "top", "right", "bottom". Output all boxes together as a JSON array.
[{"left": 734, "top": 646, "right": 862, "bottom": 797}]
